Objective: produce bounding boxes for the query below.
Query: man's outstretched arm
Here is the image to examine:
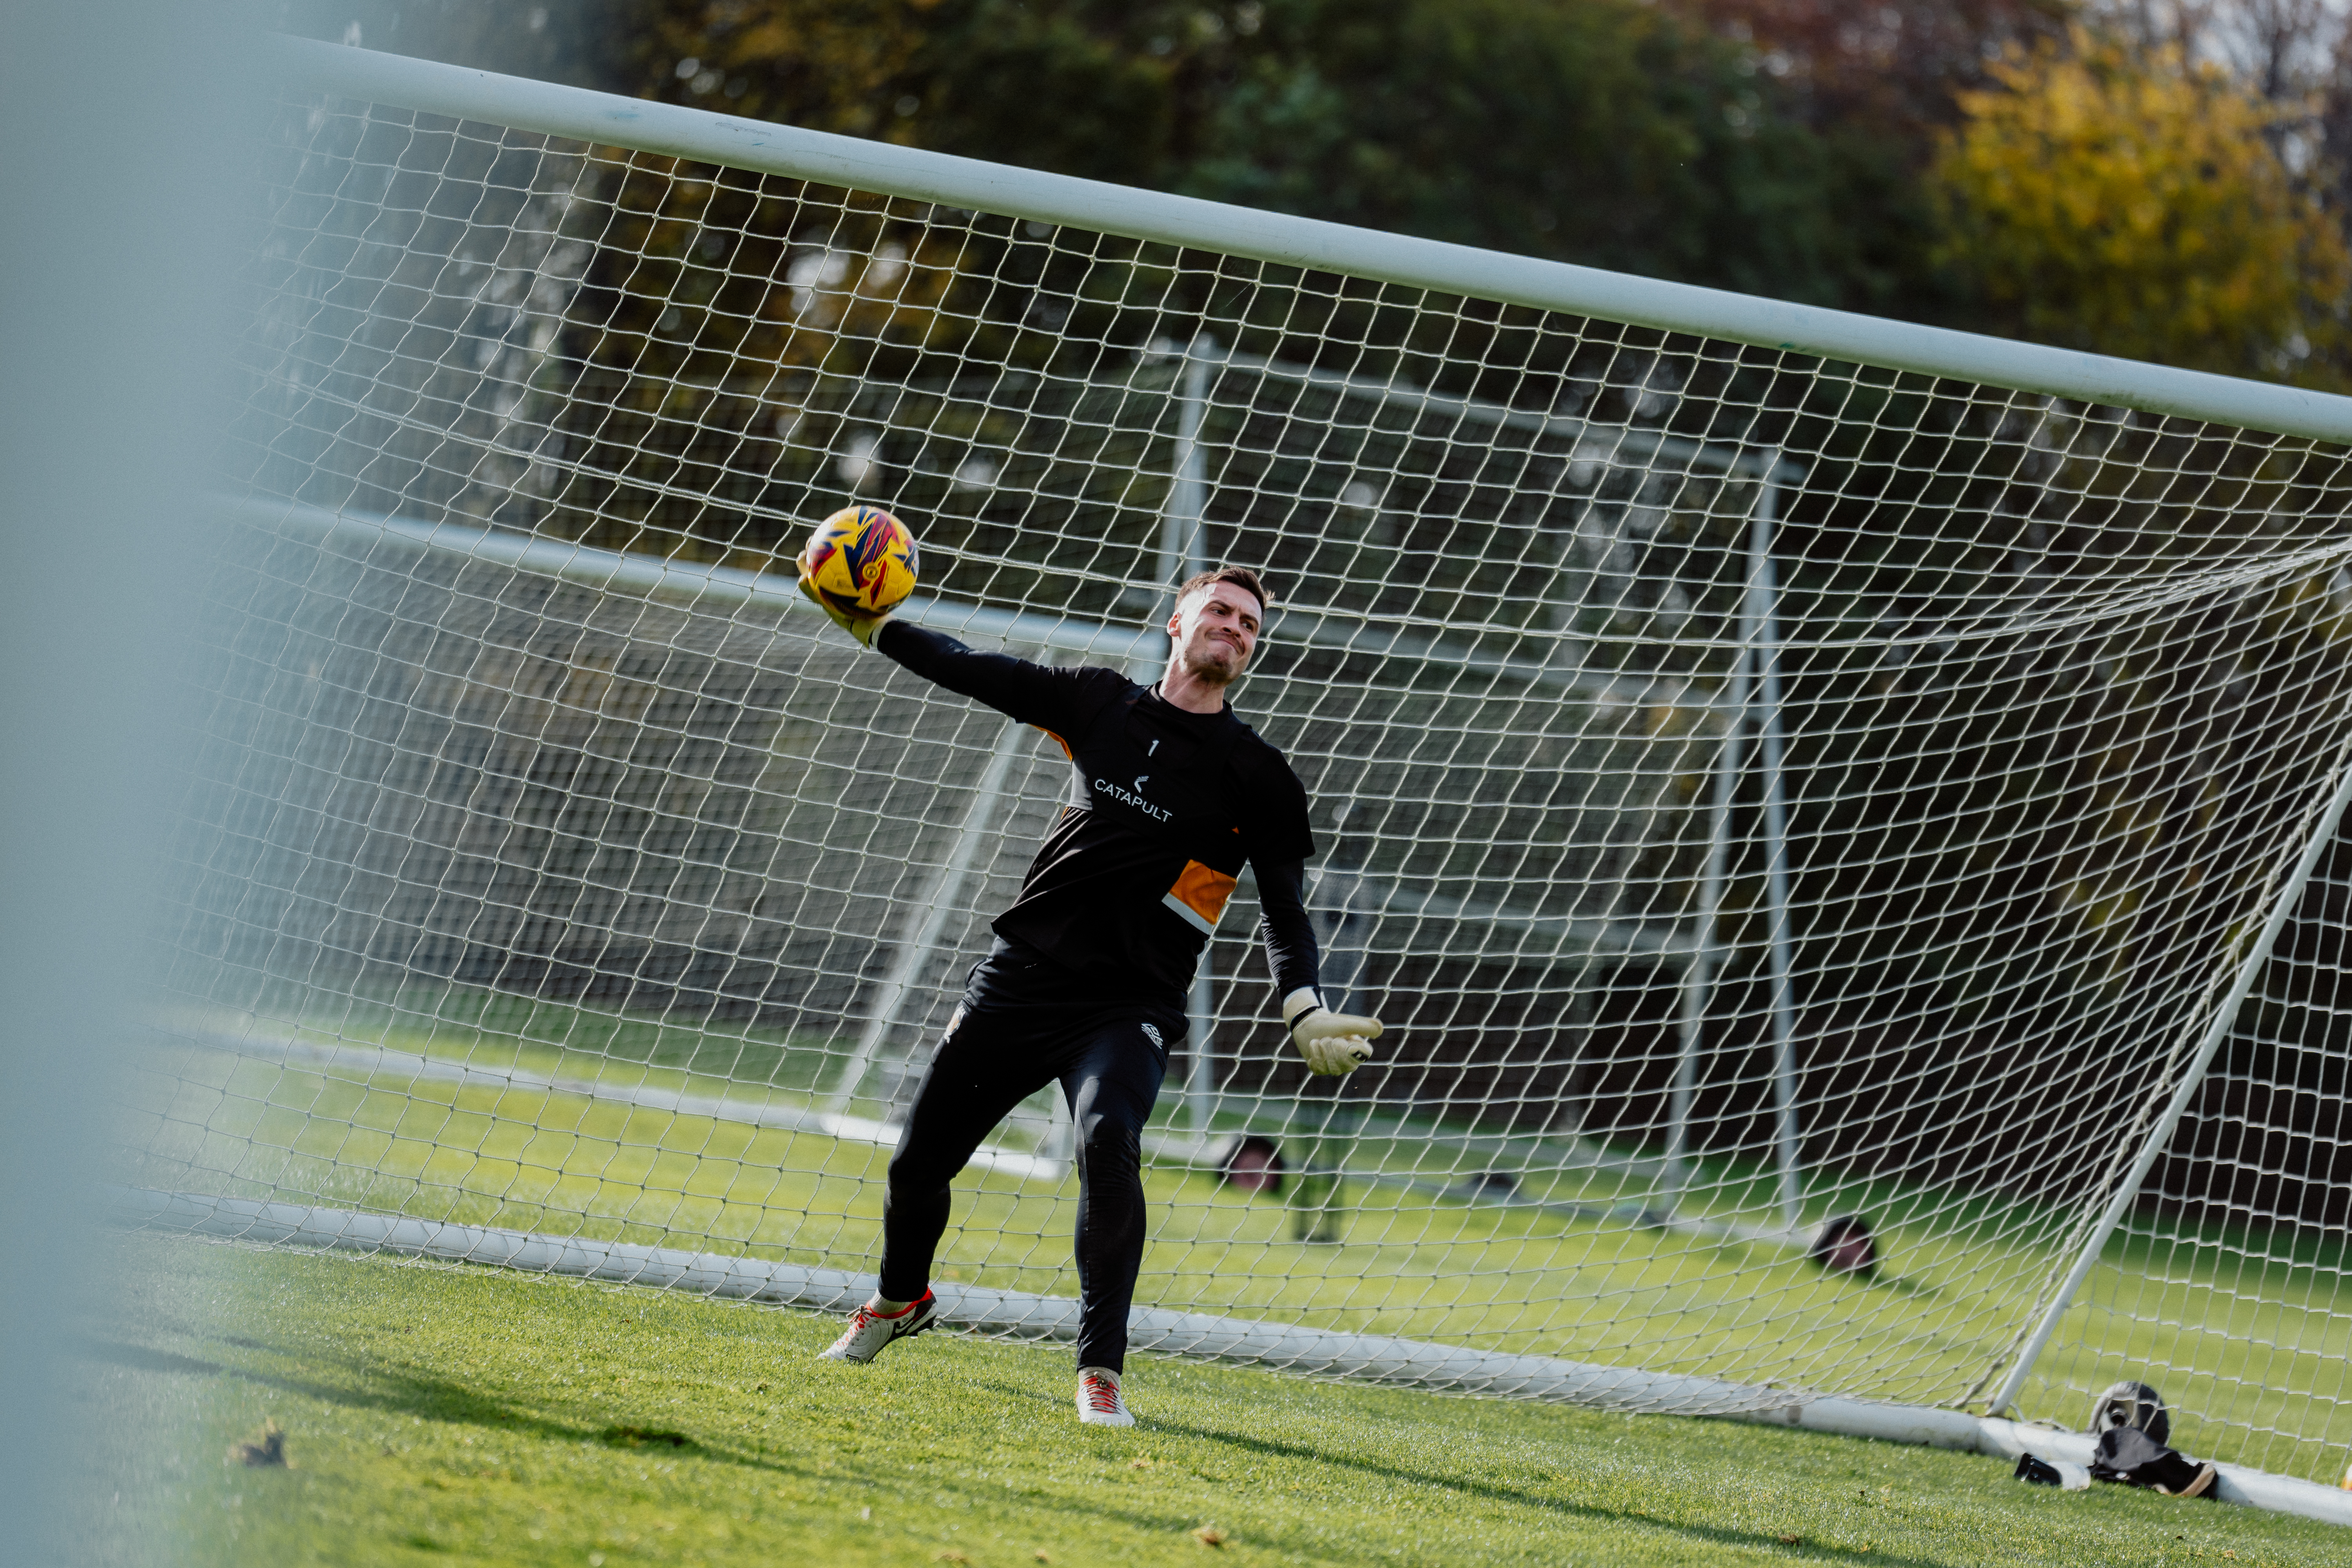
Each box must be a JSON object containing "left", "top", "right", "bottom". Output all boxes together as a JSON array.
[
  {"left": 798, "top": 550, "right": 1097, "bottom": 728},
  {"left": 1256, "top": 858, "right": 1382, "bottom": 1076},
  {"left": 871, "top": 620, "right": 1097, "bottom": 726}
]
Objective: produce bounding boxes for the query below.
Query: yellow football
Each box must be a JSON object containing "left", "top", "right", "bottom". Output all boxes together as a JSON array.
[{"left": 804, "top": 505, "right": 919, "bottom": 616}]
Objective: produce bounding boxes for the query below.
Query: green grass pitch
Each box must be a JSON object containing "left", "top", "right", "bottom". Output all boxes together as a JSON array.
[
  {"left": 82, "top": 1231, "right": 2346, "bottom": 1566},
  {"left": 130, "top": 981, "right": 2352, "bottom": 1483}
]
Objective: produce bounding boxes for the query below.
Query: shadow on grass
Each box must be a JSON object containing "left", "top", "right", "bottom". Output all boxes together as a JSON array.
[
  {"left": 79, "top": 1335, "right": 675, "bottom": 1455},
  {"left": 78, "top": 1340, "right": 232, "bottom": 1379},
  {"left": 88, "top": 1331, "right": 884, "bottom": 1489},
  {"left": 964, "top": 1376, "right": 1940, "bottom": 1564},
  {"left": 83, "top": 1330, "right": 1388, "bottom": 1555},
  {"left": 1143, "top": 1414, "right": 1950, "bottom": 1566},
  {"left": 83, "top": 1331, "right": 1940, "bottom": 1563}
]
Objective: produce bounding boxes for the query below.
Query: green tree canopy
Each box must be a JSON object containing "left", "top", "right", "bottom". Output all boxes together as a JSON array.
[{"left": 628, "top": 0, "right": 1883, "bottom": 305}]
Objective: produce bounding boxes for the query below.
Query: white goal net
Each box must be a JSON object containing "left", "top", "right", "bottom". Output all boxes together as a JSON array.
[{"left": 130, "top": 42, "right": 2352, "bottom": 1485}]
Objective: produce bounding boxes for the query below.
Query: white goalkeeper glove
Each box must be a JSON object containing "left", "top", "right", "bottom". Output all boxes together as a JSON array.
[
  {"left": 795, "top": 550, "right": 891, "bottom": 648},
  {"left": 1282, "top": 988, "right": 1381, "bottom": 1076}
]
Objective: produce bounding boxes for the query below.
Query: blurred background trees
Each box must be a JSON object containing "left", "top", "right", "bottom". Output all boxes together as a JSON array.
[
  {"left": 1933, "top": 27, "right": 2349, "bottom": 381},
  {"left": 615, "top": 0, "right": 1879, "bottom": 305},
  {"left": 272, "top": 0, "right": 2352, "bottom": 384}
]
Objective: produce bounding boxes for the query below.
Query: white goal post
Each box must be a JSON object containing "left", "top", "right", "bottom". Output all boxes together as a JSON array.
[{"left": 126, "top": 34, "right": 2352, "bottom": 1519}]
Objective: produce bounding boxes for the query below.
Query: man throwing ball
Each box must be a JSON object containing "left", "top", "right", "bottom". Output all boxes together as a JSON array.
[{"left": 798, "top": 554, "right": 1383, "bottom": 1426}]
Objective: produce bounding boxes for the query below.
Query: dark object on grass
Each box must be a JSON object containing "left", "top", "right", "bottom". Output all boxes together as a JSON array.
[
  {"left": 1210, "top": 1134, "right": 1285, "bottom": 1196},
  {"left": 229, "top": 1419, "right": 286, "bottom": 1466},
  {"left": 1809, "top": 1214, "right": 1878, "bottom": 1277},
  {"left": 2087, "top": 1379, "right": 2171, "bottom": 1448},
  {"left": 2089, "top": 1426, "right": 2216, "bottom": 1497},
  {"left": 2013, "top": 1452, "right": 2089, "bottom": 1489}
]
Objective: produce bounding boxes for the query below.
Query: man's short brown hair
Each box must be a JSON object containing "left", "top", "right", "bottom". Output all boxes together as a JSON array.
[{"left": 1176, "top": 565, "right": 1271, "bottom": 616}]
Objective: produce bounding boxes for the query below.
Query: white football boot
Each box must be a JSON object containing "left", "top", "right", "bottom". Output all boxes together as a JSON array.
[
  {"left": 1076, "top": 1365, "right": 1134, "bottom": 1426},
  {"left": 817, "top": 1290, "right": 938, "bottom": 1363}
]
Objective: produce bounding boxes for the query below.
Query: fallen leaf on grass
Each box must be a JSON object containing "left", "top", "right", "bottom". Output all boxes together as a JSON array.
[
  {"left": 935, "top": 1552, "right": 970, "bottom": 1564},
  {"left": 1192, "top": 1525, "right": 1227, "bottom": 1548},
  {"left": 1129, "top": 1457, "right": 1156, "bottom": 1470},
  {"left": 228, "top": 1419, "right": 286, "bottom": 1467},
  {"left": 1778, "top": 1535, "right": 1801, "bottom": 1546}
]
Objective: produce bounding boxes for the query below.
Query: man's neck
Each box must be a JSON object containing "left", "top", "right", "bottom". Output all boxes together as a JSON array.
[{"left": 1157, "top": 661, "right": 1230, "bottom": 715}]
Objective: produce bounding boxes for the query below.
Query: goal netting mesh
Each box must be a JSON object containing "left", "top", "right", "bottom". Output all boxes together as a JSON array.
[{"left": 130, "top": 67, "right": 2352, "bottom": 1482}]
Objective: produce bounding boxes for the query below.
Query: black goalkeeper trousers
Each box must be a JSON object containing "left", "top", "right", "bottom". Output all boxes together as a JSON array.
[{"left": 877, "top": 938, "right": 1178, "bottom": 1374}]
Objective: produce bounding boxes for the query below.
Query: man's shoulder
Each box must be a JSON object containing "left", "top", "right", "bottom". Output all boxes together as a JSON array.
[
  {"left": 1223, "top": 711, "right": 1314, "bottom": 855},
  {"left": 1057, "top": 663, "right": 1140, "bottom": 706},
  {"left": 1225, "top": 713, "right": 1303, "bottom": 787}
]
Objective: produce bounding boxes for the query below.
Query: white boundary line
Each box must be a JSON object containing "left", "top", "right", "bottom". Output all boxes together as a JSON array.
[
  {"left": 116, "top": 1189, "right": 2352, "bottom": 1526},
  {"left": 266, "top": 35, "right": 2352, "bottom": 445}
]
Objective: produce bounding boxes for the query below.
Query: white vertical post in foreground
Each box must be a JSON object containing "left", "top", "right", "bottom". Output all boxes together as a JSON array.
[
  {"left": 1164, "top": 335, "right": 1220, "bottom": 1128},
  {"left": 1988, "top": 742, "right": 2352, "bottom": 1417},
  {"left": 1187, "top": 962, "right": 1216, "bottom": 1136},
  {"left": 1162, "top": 335, "right": 1217, "bottom": 606},
  {"left": 1665, "top": 643, "right": 1753, "bottom": 1210},
  {"left": 1742, "top": 463, "right": 1806, "bottom": 1232}
]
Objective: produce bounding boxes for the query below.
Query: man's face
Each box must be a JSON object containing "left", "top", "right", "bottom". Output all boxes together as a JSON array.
[{"left": 1167, "top": 582, "right": 1262, "bottom": 685}]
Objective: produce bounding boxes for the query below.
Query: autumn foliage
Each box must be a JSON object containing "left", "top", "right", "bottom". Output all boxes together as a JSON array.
[
  {"left": 1932, "top": 29, "right": 2352, "bottom": 385},
  {"left": 285, "top": 1, "right": 2352, "bottom": 386}
]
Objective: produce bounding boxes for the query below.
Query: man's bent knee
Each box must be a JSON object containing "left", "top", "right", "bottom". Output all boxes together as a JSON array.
[{"left": 886, "top": 1144, "right": 969, "bottom": 1194}]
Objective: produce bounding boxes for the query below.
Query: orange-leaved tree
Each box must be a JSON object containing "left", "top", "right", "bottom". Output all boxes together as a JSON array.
[{"left": 1932, "top": 28, "right": 2350, "bottom": 385}]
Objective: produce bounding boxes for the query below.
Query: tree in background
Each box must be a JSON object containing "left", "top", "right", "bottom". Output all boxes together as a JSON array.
[
  {"left": 1932, "top": 29, "right": 2349, "bottom": 382},
  {"left": 277, "top": 0, "right": 2352, "bottom": 382},
  {"left": 624, "top": 0, "right": 1880, "bottom": 306},
  {"left": 1660, "top": 1, "right": 2071, "bottom": 313},
  {"left": 269, "top": 0, "right": 635, "bottom": 90},
  {"left": 1668, "top": 0, "right": 2070, "bottom": 133}
]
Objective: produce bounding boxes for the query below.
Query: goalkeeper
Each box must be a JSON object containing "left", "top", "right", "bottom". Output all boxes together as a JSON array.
[{"left": 800, "top": 561, "right": 1380, "bottom": 1426}]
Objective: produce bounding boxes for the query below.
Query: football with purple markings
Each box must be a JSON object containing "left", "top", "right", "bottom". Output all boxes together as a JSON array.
[{"left": 804, "top": 505, "right": 919, "bottom": 616}]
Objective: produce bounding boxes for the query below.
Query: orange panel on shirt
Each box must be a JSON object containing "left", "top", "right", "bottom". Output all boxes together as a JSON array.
[{"left": 1162, "top": 860, "right": 1239, "bottom": 936}]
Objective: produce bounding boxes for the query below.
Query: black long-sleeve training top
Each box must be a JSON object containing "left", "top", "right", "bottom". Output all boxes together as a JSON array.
[{"left": 875, "top": 620, "right": 1322, "bottom": 1008}]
